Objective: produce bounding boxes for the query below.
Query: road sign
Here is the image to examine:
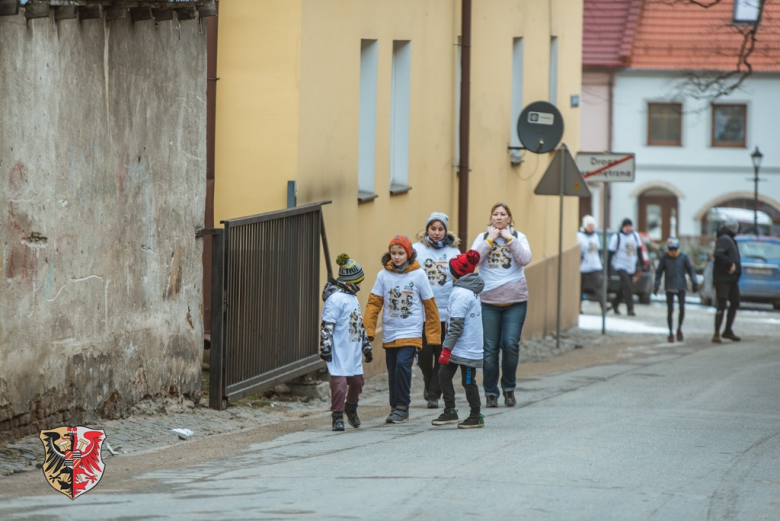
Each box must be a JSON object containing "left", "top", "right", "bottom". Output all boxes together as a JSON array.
[
  {"left": 517, "top": 101, "right": 564, "bottom": 154},
  {"left": 534, "top": 146, "right": 591, "bottom": 198},
  {"left": 575, "top": 152, "right": 635, "bottom": 182}
]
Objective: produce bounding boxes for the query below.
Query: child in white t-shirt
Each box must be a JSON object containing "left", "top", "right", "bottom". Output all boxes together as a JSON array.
[
  {"left": 320, "top": 254, "right": 372, "bottom": 431},
  {"left": 364, "top": 235, "right": 441, "bottom": 424},
  {"left": 432, "top": 250, "right": 485, "bottom": 429}
]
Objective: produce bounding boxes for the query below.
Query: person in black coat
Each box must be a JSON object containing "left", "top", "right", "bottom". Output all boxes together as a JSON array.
[
  {"left": 711, "top": 218, "right": 742, "bottom": 343},
  {"left": 654, "top": 237, "right": 698, "bottom": 342}
]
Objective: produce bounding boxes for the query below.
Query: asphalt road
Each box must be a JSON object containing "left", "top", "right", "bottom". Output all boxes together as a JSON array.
[{"left": 1, "top": 329, "right": 778, "bottom": 520}]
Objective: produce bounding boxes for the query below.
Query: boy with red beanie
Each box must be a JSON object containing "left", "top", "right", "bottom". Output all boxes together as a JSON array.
[{"left": 432, "top": 249, "right": 485, "bottom": 429}]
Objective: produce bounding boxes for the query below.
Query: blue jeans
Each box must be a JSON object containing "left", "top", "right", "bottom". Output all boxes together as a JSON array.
[
  {"left": 385, "top": 346, "right": 416, "bottom": 407},
  {"left": 481, "top": 302, "right": 528, "bottom": 397}
]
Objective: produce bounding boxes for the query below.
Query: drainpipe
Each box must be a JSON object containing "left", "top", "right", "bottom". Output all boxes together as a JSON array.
[
  {"left": 457, "top": 0, "right": 472, "bottom": 251},
  {"left": 203, "top": 1, "right": 219, "bottom": 343}
]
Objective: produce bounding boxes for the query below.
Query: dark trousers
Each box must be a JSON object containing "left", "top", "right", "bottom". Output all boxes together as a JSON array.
[
  {"left": 386, "top": 346, "right": 416, "bottom": 408},
  {"left": 665, "top": 291, "right": 686, "bottom": 334},
  {"left": 581, "top": 271, "right": 605, "bottom": 311},
  {"left": 715, "top": 281, "right": 740, "bottom": 334},
  {"left": 612, "top": 269, "right": 635, "bottom": 313},
  {"left": 418, "top": 322, "right": 446, "bottom": 400},
  {"left": 438, "top": 363, "right": 481, "bottom": 417},
  {"left": 329, "top": 375, "right": 364, "bottom": 413}
]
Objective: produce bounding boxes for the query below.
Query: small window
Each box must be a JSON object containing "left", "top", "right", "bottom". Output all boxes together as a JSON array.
[
  {"left": 390, "top": 40, "right": 412, "bottom": 193},
  {"left": 647, "top": 103, "right": 682, "bottom": 146},
  {"left": 711, "top": 104, "right": 746, "bottom": 148},
  {"left": 733, "top": 0, "right": 761, "bottom": 24}
]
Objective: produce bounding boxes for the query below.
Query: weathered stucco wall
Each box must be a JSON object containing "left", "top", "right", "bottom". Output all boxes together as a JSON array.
[{"left": 0, "top": 13, "right": 206, "bottom": 439}]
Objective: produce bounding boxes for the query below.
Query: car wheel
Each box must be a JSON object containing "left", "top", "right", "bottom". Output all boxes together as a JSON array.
[
  {"left": 639, "top": 292, "right": 651, "bottom": 305},
  {"left": 773, "top": 301, "right": 780, "bottom": 311}
]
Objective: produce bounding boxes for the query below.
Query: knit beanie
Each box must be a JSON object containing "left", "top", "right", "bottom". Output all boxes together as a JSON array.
[
  {"left": 666, "top": 237, "right": 680, "bottom": 250},
  {"left": 581, "top": 215, "right": 596, "bottom": 229},
  {"left": 621, "top": 218, "right": 633, "bottom": 229},
  {"left": 388, "top": 235, "right": 413, "bottom": 258},
  {"left": 336, "top": 253, "right": 365, "bottom": 284},
  {"left": 449, "top": 250, "right": 481, "bottom": 279},
  {"left": 426, "top": 212, "right": 449, "bottom": 232}
]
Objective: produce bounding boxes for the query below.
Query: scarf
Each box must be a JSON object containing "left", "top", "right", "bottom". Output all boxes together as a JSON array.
[
  {"left": 330, "top": 278, "right": 359, "bottom": 295},
  {"left": 425, "top": 233, "right": 455, "bottom": 249}
]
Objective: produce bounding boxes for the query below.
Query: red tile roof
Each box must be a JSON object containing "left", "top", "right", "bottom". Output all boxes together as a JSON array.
[
  {"left": 583, "top": 0, "right": 642, "bottom": 68},
  {"left": 630, "top": 0, "right": 780, "bottom": 72}
]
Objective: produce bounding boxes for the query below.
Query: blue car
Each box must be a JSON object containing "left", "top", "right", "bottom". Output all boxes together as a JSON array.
[{"left": 700, "top": 236, "right": 780, "bottom": 310}]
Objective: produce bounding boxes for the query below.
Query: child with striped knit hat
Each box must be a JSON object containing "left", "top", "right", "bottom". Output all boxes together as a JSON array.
[{"left": 320, "top": 253, "right": 373, "bottom": 432}]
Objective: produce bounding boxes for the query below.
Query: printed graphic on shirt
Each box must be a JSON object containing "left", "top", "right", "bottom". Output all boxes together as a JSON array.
[
  {"left": 587, "top": 241, "right": 598, "bottom": 254},
  {"left": 348, "top": 308, "right": 364, "bottom": 342},
  {"left": 388, "top": 284, "right": 416, "bottom": 319},
  {"left": 423, "top": 257, "right": 448, "bottom": 286},
  {"left": 487, "top": 244, "right": 512, "bottom": 269},
  {"left": 624, "top": 242, "right": 637, "bottom": 257}
]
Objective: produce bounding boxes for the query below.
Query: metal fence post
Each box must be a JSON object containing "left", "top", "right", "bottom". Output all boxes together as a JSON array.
[{"left": 209, "top": 228, "right": 226, "bottom": 410}]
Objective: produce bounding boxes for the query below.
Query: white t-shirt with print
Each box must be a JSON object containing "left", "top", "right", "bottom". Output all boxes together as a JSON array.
[
  {"left": 470, "top": 230, "right": 530, "bottom": 293},
  {"left": 370, "top": 268, "right": 434, "bottom": 343},
  {"left": 609, "top": 231, "right": 641, "bottom": 274},
  {"left": 413, "top": 242, "right": 461, "bottom": 321},
  {"left": 577, "top": 231, "right": 603, "bottom": 273},
  {"left": 447, "top": 286, "right": 483, "bottom": 361},
  {"left": 321, "top": 291, "right": 365, "bottom": 377}
]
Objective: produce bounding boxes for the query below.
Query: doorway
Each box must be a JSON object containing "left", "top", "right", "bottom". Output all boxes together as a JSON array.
[{"left": 638, "top": 188, "right": 678, "bottom": 241}]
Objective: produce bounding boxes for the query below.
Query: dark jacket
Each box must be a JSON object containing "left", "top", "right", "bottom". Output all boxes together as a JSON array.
[
  {"left": 713, "top": 228, "right": 741, "bottom": 283},
  {"left": 654, "top": 252, "right": 697, "bottom": 293}
]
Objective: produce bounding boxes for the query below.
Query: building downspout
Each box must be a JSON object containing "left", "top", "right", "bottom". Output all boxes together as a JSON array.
[
  {"left": 457, "top": 0, "right": 472, "bottom": 250},
  {"left": 203, "top": 2, "right": 219, "bottom": 344},
  {"left": 605, "top": 70, "right": 614, "bottom": 229}
]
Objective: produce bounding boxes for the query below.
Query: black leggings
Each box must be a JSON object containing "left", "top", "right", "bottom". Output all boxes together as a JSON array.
[{"left": 665, "top": 291, "right": 686, "bottom": 333}]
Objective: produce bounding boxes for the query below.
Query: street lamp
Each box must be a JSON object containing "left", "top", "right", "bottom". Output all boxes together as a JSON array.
[{"left": 751, "top": 146, "right": 763, "bottom": 236}]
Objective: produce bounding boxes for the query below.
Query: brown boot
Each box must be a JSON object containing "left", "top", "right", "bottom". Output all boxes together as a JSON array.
[
  {"left": 711, "top": 333, "right": 722, "bottom": 343},
  {"left": 722, "top": 331, "right": 742, "bottom": 341},
  {"left": 667, "top": 334, "right": 674, "bottom": 343},
  {"left": 676, "top": 329, "right": 684, "bottom": 341}
]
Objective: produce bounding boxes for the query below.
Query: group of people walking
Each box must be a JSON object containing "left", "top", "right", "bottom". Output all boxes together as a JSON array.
[
  {"left": 577, "top": 214, "right": 743, "bottom": 345},
  {"left": 319, "top": 203, "right": 531, "bottom": 431}
]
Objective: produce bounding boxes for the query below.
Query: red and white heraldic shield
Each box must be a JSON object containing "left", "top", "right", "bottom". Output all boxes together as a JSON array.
[{"left": 39, "top": 426, "right": 106, "bottom": 499}]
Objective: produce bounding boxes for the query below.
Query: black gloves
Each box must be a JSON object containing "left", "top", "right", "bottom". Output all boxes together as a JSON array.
[{"left": 364, "top": 350, "right": 373, "bottom": 363}]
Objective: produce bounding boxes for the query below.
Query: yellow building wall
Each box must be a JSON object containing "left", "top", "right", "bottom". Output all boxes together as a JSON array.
[
  {"left": 214, "top": 0, "right": 584, "bottom": 356},
  {"left": 214, "top": 0, "right": 303, "bottom": 222}
]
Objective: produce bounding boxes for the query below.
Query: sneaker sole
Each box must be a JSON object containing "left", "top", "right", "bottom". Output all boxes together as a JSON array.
[
  {"left": 431, "top": 419, "right": 459, "bottom": 426},
  {"left": 457, "top": 423, "right": 484, "bottom": 429},
  {"left": 388, "top": 418, "right": 409, "bottom": 424}
]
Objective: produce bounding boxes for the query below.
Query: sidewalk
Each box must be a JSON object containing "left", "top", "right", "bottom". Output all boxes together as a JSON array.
[{"left": 0, "top": 307, "right": 676, "bottom": 479}]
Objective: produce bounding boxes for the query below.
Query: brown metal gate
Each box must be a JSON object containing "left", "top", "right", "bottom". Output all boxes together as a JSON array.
[{"left": 208, "top": 201, "right": 332, "bottom": 410}]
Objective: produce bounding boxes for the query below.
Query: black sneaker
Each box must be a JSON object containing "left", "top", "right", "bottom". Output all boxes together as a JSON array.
[
  {"left": 331, "top": 412, "right": 345, "bottom": 432},
  {"left": 423, "top": 390, "right": 430, "bottom": 402},
  {"left": 457, "top": 414, "right": 485, "bottom": 429},
  {"left": 486, "top": 395, "right": 499, "bottom": 408},
  {"left": 344, "top": 402, "right": 361, "bottom": 428},
  {"left": 427, "top": 398, "right": 439, "bottom": 409},
  {"left": 431, "top": 408, "right": 459, "bottom": 425},
  {"left": 386, "top": 405, "right": 409, "bottom": 424},
  {"left": 722, "top": 331, "right": 742, "bottom": 341},
  {"left": 504, "top": 391, "right": 516, "bottom": 407},
  {"left": 627, "top": 310, "right": 636, "bottom": 317}
]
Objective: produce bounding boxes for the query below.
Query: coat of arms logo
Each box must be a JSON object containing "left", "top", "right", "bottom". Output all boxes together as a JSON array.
[{"left": 39, "top": 426, "right": 106, "bottom": 499}]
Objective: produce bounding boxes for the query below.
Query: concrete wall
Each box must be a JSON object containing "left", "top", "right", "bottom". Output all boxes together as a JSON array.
[
  {"left": 0, "top": 13, "right": 206, "bottom": 439},
  {"left": 610, "top": 71, "right": 780, "bottom": 236}
]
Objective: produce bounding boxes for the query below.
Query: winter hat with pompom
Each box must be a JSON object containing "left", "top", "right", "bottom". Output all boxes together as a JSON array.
[
  {"left": 336, "top": 253, "right": 365, "bottom": 284},
  {"left": 449, "top": 250, "right": 481, "bottom": 279}
]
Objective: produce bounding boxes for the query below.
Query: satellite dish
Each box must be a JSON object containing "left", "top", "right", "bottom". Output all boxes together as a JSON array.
[{"left": 517, "top": 101, "right": 564, "bottom": 154}]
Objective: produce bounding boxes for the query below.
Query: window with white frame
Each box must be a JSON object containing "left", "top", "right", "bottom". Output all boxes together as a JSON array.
[
  {"left": 733, "top": 0, "right": 761, "bottom": 24},
  {"left": 358, "top": 39, "right": 378, "bottom": 201},
  {"left": 390, "top": 40, "right": 411, "bottom": 193},
  {"left": 510, "top": 37, "right": 524, "bottom": 163},
  {"left": 711, "top": 104, "right": 747, "bottom": 147}
]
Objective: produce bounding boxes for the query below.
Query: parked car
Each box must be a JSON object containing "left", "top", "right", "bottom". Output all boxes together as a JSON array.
[
  {"left": 581, "top": 231, "right": 656, "bottom": 305},
  {"left": 699, "top": 235, "right": 780, "bottom": 310}
]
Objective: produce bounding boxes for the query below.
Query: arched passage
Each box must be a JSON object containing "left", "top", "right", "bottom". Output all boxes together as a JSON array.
[
  {"left": 638, "top": 187, "right": 679, "bottom": 242},
  {"left": 694, "top": 192, "right": 780, "bottom": 236}
]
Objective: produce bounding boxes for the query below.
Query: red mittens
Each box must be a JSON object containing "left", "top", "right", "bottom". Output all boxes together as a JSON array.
[{"left": 438, "top": 348, "right": 452, "bottom": 365}]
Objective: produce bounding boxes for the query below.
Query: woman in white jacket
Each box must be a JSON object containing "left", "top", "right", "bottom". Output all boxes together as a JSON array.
[{"left": 470, "top": 203, "right": 532, "bottom": 408}]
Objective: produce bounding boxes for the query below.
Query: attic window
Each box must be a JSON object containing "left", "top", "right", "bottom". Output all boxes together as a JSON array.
[{"left": 733, "top": 0, "right": 761, "bottom": 25}]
